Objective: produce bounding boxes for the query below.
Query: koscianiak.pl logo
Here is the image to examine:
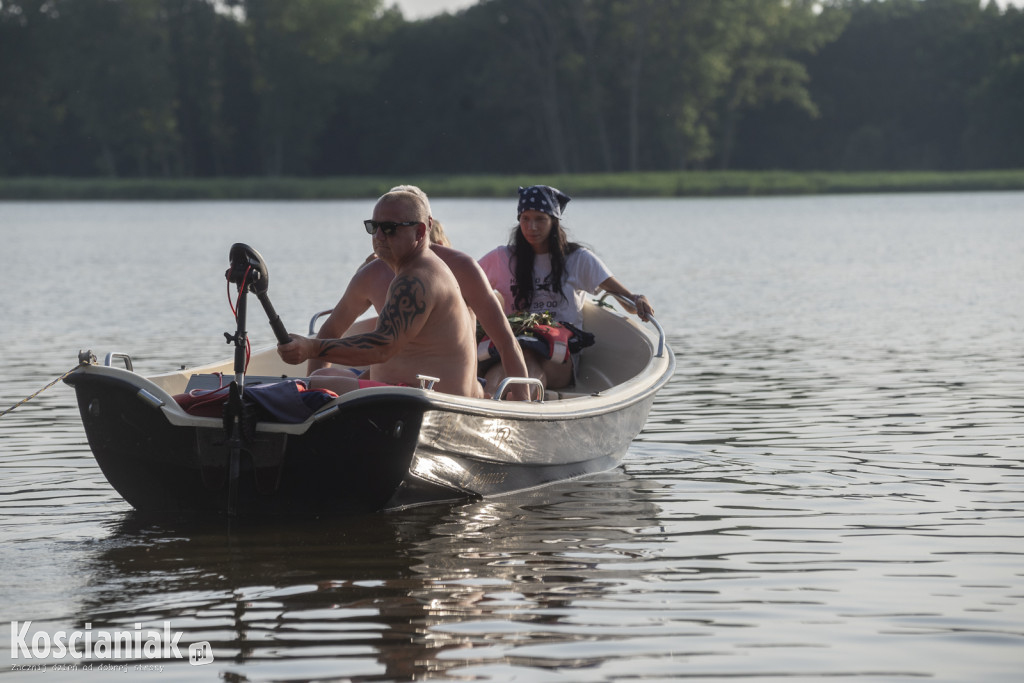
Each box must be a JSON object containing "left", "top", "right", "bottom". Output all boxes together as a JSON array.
[{"left": 10, "top": 621, "right": 214, "bottom": 667}]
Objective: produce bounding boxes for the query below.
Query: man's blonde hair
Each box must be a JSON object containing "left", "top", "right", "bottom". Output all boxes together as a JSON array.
[
  {"left": 384, "top": 185, "right": 450, "bottom": 246},
  {"left": 389, "top": 184, "right": 431, "bottom": 216}
]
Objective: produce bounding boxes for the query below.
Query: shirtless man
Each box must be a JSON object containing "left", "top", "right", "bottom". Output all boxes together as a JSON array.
[
  {"left": 277, "top": 190, "right": 484, "bottom": 398},
  {"left": 308, "top": 186, "right": 532, "bottom": 400}
]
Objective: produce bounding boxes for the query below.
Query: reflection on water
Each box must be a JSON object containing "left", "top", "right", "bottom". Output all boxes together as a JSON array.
[
  {"left": 65, "top": 473, "right": 663, "bottom": 681},
  {"left": 2, "top": 195, "right": 1023, "bottom": 681}
]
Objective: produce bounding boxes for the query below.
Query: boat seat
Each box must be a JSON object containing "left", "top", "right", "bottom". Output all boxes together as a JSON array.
[
  {"left": 544, "top": 389, "right": 592, "bottom": 401},
  {"left": 574, "top": 364, "right": 615, "bottom": 394}
]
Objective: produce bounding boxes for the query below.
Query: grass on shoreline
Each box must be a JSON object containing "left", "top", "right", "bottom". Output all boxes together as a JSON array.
[{"left": 2, "top": 169, "right": 1023, "bottom": 200}]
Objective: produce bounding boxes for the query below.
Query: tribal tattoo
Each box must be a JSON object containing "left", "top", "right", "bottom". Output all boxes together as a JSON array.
[{"left": 316, "top": 275, "right": 427, "bottom": 358}]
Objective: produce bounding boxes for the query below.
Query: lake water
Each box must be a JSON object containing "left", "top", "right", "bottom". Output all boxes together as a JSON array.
[{"left": 1, "top": 193, "right": 1022, "bottom": 681}]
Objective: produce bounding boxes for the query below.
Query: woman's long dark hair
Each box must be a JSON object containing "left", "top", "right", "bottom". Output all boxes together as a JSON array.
[{"left": 508, "top": 218, "right": 581, "bottom": 312}]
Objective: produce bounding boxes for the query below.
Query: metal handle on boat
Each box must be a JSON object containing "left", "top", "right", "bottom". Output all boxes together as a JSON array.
[
  {"left": 135, "top": 388, "right": 164, "bottom": 408},
  {"left": 598, "top": 292, "right": 666, "bottom": 359},
  {"left": 647, "top": 315, "right": 666, "bottom": 358},
  {"left": 103, "top": 352, "right": 134, "bottom": 371},
  {"left": 309, "top": 309, "right": 333, "bottom": 335},
  {"left": 416, "top": 374, "right": 440, "bottom": 390},
  {"left": 493, "top": 377, "right": 545, "bottom": 402}
]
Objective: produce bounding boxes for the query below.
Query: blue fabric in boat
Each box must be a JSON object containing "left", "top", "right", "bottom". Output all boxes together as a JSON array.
[
  {"left": 174, "top": 379, "right": 336, "bottom": 423},
  {"left": 243, "top": 380, "right": 337, "bottom": 423}
]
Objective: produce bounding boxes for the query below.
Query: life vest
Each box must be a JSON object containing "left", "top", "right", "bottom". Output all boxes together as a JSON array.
[{"left": 478, "top": 321, "right": 594, "bottom": 363}]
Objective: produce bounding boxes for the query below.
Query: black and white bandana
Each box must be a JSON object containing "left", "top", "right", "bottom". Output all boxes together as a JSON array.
[{"left": 517, "top": 185, "right": 571, "bottom": 219}]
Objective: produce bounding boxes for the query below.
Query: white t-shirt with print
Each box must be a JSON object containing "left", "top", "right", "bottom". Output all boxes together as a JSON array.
[{"left": 478, "top": 246, "right": 613, "bottom": 329}]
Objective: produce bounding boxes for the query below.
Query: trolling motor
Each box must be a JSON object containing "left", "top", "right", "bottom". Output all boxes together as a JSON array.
[
  {"left": 225, "top": 243, "right": 292, "bottom": 387},
  {"left": 223, "top": 243, "right": 291, "bottom": 515}
]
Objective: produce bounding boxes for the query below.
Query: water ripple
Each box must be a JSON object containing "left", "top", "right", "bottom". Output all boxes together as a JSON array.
[{"left": 3, "top": 197, "right": 1024, "bottom": 681}]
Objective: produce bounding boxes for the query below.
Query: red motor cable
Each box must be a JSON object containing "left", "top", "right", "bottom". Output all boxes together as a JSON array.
[{"left": 226, "top": 266, "right": 254, "bottom": 372}]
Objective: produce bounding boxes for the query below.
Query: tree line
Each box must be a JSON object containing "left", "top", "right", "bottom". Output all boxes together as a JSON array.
[{"left": 1, "top": 0, "right": 1021, "bottom": 178}]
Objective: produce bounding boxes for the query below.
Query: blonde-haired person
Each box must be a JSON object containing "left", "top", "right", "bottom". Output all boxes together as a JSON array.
[
  {"left": 358, "top": 186, "right": 450, "bottom": 267},
  {"left": 279, "top": 190, "right": 483, "bottom": 397},
  {"left": 309, "top": 186, "right": 530, "bottom": 400}
]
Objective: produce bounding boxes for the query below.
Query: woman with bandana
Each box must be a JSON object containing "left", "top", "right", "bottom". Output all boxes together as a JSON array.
[{"left": 478, "top": 185, "right": 654, "bottom": 391}]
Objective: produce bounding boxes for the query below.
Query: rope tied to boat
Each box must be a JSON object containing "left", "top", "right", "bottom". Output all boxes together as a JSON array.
[{"left": 0, "top": 351, "right": 95, "bottom": 418}]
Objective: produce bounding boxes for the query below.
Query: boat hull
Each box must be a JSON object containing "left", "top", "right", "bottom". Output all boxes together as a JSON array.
[
  {"left": 64, "top": 301, "right": 675, "bottom": 517},
  {"left": 65, "top": 370, "right": 661, "bottom": 517},
  {"left": 67, "top": 371, "right": 444, "bottom": 515}
]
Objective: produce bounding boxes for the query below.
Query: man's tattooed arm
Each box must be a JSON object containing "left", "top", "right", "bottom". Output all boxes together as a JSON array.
[{"left": 316, "top": 275, "right": 427, "bottom": 360}]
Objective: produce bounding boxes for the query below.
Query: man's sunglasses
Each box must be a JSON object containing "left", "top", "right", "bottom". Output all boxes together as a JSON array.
[{"left": 364, "top": 220, "right": 420, "bottom": 237}]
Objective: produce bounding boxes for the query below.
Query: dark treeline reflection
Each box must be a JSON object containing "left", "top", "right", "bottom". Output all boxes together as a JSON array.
[
  {"left": 70, "top": 472, "right": 666, "bottom": 678},
  {"left": 2, "top": 0, "right": 1022, "bottom": 178}
]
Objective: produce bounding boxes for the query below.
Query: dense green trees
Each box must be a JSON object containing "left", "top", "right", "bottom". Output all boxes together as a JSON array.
[
  {"left": 732, "top": 0, "right": 1024, "bottom": 170},
  {"left": 0, "top": 0, "right": 1020, "bottom": 177}
]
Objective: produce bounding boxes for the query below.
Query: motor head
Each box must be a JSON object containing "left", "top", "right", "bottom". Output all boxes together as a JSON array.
[{"left": 227, "top": 243, "right": 270, "bottom": 295}]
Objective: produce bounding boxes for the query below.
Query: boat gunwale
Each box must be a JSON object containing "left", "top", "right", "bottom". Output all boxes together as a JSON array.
[
  {"left": 65, "top": 301, "right": 675, "bottom": 432},
  {"left": 65, "top": 342, "right": 674, "bottom": 435}
]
